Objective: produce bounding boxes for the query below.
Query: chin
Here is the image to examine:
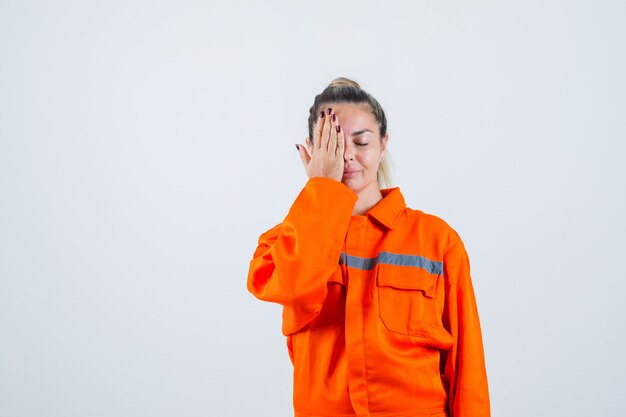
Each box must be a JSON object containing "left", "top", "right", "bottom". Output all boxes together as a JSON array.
[
  {"left": 341, "top": 181, "right": 358, "bottom": 191},
  {"left": 341, "top": 178, "right": 366, "bottom": 193},
  {"left": 343, "top": 176, "right": 379, "bottom": 193}
]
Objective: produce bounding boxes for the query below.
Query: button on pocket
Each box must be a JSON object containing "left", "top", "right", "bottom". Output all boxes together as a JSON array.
[{"left": 376, "top": 263, "right": 441, "bottom": 337}]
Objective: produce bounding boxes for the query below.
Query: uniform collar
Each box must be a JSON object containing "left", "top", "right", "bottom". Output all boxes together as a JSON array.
[{"left": 366, "top": 187, "right": 406, "bottom": 230}]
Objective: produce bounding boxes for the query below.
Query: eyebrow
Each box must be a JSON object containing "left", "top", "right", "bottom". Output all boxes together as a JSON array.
[{"left": 350, "top": 129, "right": 373, "bottom": 137}]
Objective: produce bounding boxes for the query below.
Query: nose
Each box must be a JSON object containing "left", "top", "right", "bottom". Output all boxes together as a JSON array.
[{"left": 343, "top": 141, "right": 354, "bottom": 161}]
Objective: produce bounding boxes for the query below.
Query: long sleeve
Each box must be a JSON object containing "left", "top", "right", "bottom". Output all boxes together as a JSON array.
[
  {"left": 441, "top": 236, "right": 491, "bottom": 417},
  {"left": 247, "top": 177, "right": 357, "bottom": 335}
]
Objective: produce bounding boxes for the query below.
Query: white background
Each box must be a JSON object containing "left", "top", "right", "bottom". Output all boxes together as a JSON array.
[{"left": 1, "top": 1, "right": 625, "bottom": 416}]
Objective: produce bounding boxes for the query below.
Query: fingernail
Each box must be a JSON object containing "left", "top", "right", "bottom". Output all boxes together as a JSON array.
[
  {"left": 295, "top": 144, "right": 300, "bottom": 151},
  {"left": 336, "top": 125, "right": 341, "bottom": 133},
  {"left": 332, "top": 114, "right": 336, "bottom": 122},
  {"left": 326, "top": 107, "right": 332, "bottom": 115},
  {"left": 319, "top": 111, "right": 324, "bottom": 119}
]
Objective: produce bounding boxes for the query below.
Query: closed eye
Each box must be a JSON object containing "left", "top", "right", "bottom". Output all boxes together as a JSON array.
[{"left": 355, "top": 142, "right": 368, "bottom": 146}]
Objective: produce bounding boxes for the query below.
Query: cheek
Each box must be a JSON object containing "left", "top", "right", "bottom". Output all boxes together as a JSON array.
[{"left": 358, "top": 148, "right": 381, "bottom": 169}]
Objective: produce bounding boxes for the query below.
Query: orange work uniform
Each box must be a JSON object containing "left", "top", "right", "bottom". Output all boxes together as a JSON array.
[{"left": 247, "top": 177, "right": 490, "bottom": 417}]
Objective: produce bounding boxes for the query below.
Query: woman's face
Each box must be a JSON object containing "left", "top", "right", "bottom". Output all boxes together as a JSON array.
[{"left": 309, "top": 102, "right": 388, "bottom": 194}]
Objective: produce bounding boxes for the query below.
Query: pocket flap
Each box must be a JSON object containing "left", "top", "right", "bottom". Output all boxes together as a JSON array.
[{"left": 377, "top": 263, "right": 438, "bottom": 298}]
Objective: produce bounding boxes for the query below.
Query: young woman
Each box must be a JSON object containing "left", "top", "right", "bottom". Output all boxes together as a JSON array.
[{"left": 247, "top": 77, "right": 490, "bottom": 417}]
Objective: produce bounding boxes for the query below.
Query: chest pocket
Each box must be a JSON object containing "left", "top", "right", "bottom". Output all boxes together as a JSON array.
[{"left": 376, "top": 263, "right": 442, "bottom": 337}]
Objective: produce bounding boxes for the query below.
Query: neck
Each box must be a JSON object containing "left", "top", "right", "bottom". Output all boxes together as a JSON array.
[{"left": 351, "top": 182, "right": 383, "bottom": 216}]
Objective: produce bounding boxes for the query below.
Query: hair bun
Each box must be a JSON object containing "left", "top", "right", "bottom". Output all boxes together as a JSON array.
[{"left": 328, "top": 77, "right": 361, "bottom": 89}]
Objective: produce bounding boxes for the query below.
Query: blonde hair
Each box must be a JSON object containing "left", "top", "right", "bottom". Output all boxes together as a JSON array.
[{"left": 307, "top": 77, "right": 393, "bottom": 188}]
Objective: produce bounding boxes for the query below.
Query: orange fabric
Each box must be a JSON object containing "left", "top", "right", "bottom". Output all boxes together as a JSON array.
[{"left": 247, "top": 177, "right": 490, "bottom": 417}]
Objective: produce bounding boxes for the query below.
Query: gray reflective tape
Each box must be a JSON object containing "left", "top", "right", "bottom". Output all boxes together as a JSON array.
[
  {"left": 339, "top": 251, "right": 443, "bottom": 275},
  {"left": 339, "top": 252, "right": 378, "bottom": 271},
  {"left": 378, "top": 251, "right": 443, "bottom": 275}
]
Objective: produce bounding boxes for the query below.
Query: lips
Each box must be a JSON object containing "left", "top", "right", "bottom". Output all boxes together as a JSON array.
[{"left": 342, "top": 169, "right": 361, "bottom": 178}]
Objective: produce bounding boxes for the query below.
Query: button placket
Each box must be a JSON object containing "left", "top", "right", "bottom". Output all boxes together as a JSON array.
[{"left": 343, "top": 216, "right": 371, "bottom": 416}]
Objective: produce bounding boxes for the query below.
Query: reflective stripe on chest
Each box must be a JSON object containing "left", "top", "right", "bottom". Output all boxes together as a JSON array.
[{"left": 339, "top": 251, "right": 443, "bottom": 275}]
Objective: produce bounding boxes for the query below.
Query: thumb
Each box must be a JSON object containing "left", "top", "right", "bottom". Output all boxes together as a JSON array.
[{"left": 296, "top": 143, "right": 310, "bottom": 168}]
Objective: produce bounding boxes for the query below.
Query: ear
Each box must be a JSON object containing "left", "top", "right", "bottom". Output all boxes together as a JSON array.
[
  {"left": 380, "top": 133, "right": 389, "bottom": 160},
  {"left": 305, "top": 137, "right": 313, "bottom": 157}
]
